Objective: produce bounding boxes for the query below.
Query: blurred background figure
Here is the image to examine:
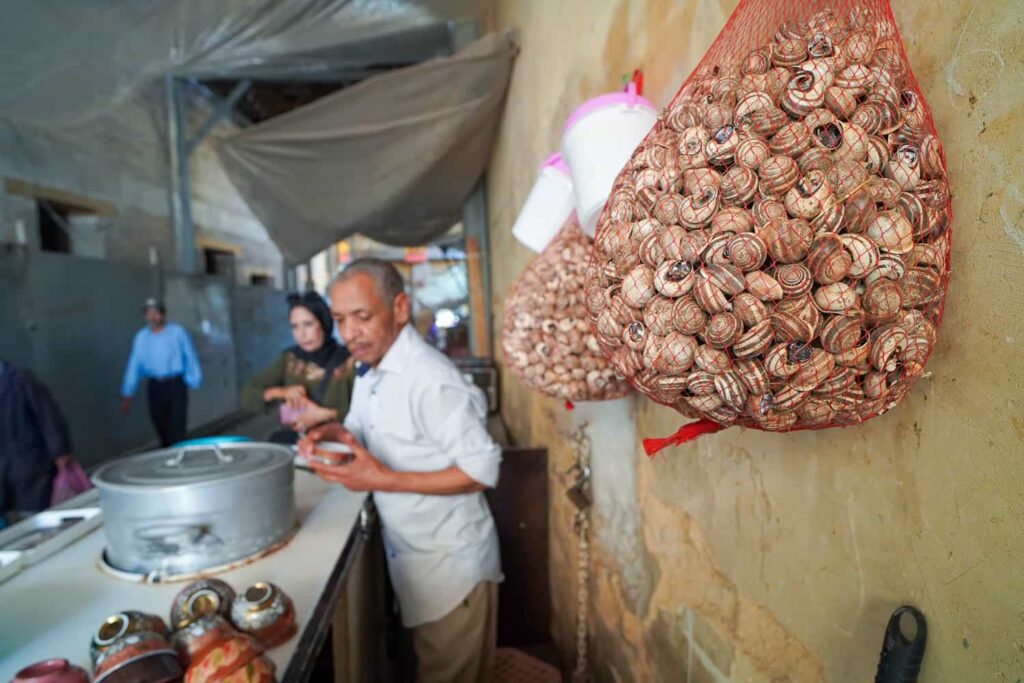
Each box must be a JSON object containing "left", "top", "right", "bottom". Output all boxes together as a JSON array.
[
  {"left": 119, "top": 298, "right": 203, "bottom": 447},
  {"left": 0, "top": 359, "right": 79, "bottom": 523},
  {"left": 241, "top": 292, "right": 352, "bottom": 444}
]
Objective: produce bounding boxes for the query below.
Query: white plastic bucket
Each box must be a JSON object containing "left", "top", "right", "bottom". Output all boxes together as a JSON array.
[
  {"left": 560, "top": 82, "right": 658, "bottom": 237},
  {"left": 511, "top": 153, "right": 575, "bottom": 253}
]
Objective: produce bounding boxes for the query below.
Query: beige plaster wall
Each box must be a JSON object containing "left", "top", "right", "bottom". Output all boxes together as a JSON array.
[{"left": 485, "top": 1, "right": 1024, "bottom": 681}]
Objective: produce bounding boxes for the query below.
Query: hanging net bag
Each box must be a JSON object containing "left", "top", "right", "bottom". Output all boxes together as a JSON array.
[
  {"left": 583, "top": 0, "right": 952, "bottom": 453},
  {"left": 504, "top": 216, "right": 632, "bottom": 404}
]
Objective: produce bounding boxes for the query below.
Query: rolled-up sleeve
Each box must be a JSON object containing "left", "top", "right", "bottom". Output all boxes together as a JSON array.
[{"left": 416, "top": 380, "right": 501, "bottom": 488}]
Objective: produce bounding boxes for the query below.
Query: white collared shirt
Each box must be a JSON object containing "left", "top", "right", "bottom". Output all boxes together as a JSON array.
[{"left": 344, "top": 325, "right": 503, "bottom": 627}]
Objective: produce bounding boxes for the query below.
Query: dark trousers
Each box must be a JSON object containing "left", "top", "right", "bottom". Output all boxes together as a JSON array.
[
  {"left": 147, "top": 375, "right": 188, "bottom": 447},
  {"left": 0, "top": 453, "right": 54, "bottom": 517}
]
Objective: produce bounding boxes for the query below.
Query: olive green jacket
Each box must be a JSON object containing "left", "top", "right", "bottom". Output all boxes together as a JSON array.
[{"left": 240, "top": 350, "right": 353, "bottom": 418}]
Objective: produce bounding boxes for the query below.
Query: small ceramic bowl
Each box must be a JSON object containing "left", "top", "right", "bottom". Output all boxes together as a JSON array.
[
  {"left": 220, "top": 655, "right": 276, "bottom": 683},
  {"left": 184, "top": 633, "right": 264, "bottom": 683},
  {"left": 231, "top": 581, "right": 298, "bottom": 648},
  {"left": 94, "top": 650, "right": 182, "bottom": 683},
  {"left": 307, "top": 441, "right": 352, "bottom": 466},
  {"left": 92, "top": 630, "right": 171, "bottom": 679},
  {"left": 170, "top": 614, "right": 239, "bottom": 666},
  {"left": 12, "top": 659, "right": 89, "bottom": 683},
  {"left": 170, "top": 578, "right": 236, "bottom": 629},
  {"left": 90, "top": 611, "right": 168, "bottom": 666}
]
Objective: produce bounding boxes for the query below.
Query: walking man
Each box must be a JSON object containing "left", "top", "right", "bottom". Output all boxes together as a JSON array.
[{"left": 120, "top": 298, "right": 202, "bottom": 447}]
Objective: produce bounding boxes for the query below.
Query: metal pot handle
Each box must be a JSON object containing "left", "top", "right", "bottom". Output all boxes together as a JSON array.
[{"left": 164, "top": 444, "right": 235, "bottom": 468}]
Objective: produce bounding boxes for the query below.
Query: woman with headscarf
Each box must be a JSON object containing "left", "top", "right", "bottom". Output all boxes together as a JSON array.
[{"left": 241, "top": 292, "right": 352, "bottom": 443}]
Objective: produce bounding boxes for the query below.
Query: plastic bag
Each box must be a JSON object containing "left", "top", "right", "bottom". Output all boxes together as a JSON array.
[
  {"left": 50, "top": 461, "right": 93, "bottom": 506},
  {"left": 584, "top": 0, "right": 951, "bottom": 452},
  {"left": 504, "top": 216, "right": 632, "bottom": 404}
]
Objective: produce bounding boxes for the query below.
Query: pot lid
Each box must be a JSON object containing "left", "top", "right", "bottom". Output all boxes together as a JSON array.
[{"left": 92, "top": 442, "right": 293, "bottom": 490}]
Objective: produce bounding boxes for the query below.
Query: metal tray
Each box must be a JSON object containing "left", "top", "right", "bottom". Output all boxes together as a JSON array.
[{"left": 0, "top": 507, "right": 102, "bottom": 584}]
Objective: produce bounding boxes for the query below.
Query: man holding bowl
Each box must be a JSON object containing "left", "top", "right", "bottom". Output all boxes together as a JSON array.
[{"left": 298, "top": 258, "right": 502, "bottom": 683}]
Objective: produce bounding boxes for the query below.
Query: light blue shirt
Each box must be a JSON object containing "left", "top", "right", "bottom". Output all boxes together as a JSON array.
[{"left": 120, "top": 323, "right": 203, "bottom": 397}]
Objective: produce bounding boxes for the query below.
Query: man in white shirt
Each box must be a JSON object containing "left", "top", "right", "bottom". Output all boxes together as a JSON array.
[{"left": 299, "top": 258, "right": 502, "bottom": 683}]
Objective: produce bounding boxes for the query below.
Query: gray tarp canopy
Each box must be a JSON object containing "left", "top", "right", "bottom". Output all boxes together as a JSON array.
[{"left": 217, "top": 31, "right": 516, "bottom": 263}]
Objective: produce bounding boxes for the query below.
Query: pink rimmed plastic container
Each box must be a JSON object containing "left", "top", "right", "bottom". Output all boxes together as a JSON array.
[
  {"left": 510, "top": 153, "right": 576, "bottom": 253},
  {"left": 560, "top": 82, "right": 658, "bottom": 237}
]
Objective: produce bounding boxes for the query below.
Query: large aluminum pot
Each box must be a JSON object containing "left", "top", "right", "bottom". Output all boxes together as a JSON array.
[{"left": 92, "top": 442, "right": 294, "bottom": 578}]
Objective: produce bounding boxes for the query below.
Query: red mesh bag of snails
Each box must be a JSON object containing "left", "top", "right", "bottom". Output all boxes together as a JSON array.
[
  {"left": 504, "top": 216, "right": 633, "bottom": 405},
  {"left": 584, "top": 0, "right": 952, "bottom": 454}
]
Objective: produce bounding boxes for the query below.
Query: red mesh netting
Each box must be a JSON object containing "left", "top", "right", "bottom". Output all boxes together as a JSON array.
[
  {"left": 504, "top": 216, "right": 632, "bottom": 403},
  {"left": 583, "top": 0, "right": 951, "bottom": 450}
]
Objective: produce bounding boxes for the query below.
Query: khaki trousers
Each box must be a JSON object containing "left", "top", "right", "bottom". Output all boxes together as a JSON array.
[{"left": 412, "top": 581, "right": 498, "bottom": 683}]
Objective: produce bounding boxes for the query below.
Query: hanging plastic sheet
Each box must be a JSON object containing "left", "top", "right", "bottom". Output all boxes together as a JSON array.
[
  {"left": 0, "top": 0, "right": 460, "bottom": 125},
  {"left": 216, "top": 31, "right": 516, "bottom": 263}
]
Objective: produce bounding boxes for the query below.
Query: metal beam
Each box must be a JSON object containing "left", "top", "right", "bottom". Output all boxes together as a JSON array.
[
  {"left": 166, "top": 75, "right": 196, "bottom": 273},
  {"left": 186, "top": 79, "right": 251, "bottom": 154}
]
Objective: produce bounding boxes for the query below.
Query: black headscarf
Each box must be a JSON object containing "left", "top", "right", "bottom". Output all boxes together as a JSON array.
[{"left": 286, "top": 292, "right": 348, "bottom": 368}]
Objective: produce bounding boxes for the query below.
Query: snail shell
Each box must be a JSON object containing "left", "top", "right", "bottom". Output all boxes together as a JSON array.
[
  {"left": 863, "top": 136, "right": 891, "bottom": 175},
  {"left": 775, "top": 263, "right": 814, "bottom": 298},
  {"left": 869, "top": 324, "right": 909, "bottom": 372},
  {"left": 745, "top": 270, "right": 785, "bottom": 301},
  {"left": 789, "top": 348, "right": 836, "bottom": 391},
  {"left": 704, "top": 312, "right": 743, "bottom": 349},
  {"left": 919, "top": 134, "right": 945, "bottom": 179},
  {"left": 734, "top": 358, "right": 770, "bottom": 395},
  {"left": 798, "top": 146, "right": 835, "bottom": 174},
  {"left": 673, "top": 296, "right": 708, "bottom": 335},
  {"left": 902, "top": 268, "right": 943, "bottom": 308},
  {"left": 901, "top": 331, "right": 934, "bottom": 376},
  {"left": 652, "top": 193, "right": 684, "bottom": 226},
  {"left": 720, "top": 166, "right": 758, "bottom": 207},
  {"left": 742, "top": 104, "right": 789, "bottom": 138},
  {"left": 686, "top": 370, "right": 718, "bottom": 396},
  {"left": 644, "top": 296, "right": 678, "bottom": 336},
  {"left": 849, "top": 101, "right": 884, "bottom": 135},
  {"left": 711, "top": 207, "right": 755, "bottom": 234},
  {"left": 864, "top": 253, "right": 907, "bottom": 285},
  {"left": 654, "top": 260, "right": 696, "bottom": 298},
  {"left": 735, "top": 136, "right": 771, "bottom": 169},
  {"left": 682, "top": 168, "right": 722, "bottom": 197},
  {"left": 896, "top": 192, "right": 930, "bottom": 242},
  {"left": 703, "top": 263, "right": 747, "bottom": 296},
  {"left": 770, "top": 308, "right": 815, "bottom": 343},
  {"left": 814, "top": 282, "right": 858, "bottom": 312},
  {"left": 820, "top": 313, "right": 864, "bottom": 353},
  {"left": 762, "top": 217, "right": 814, "bottom": 263},
  {"left": 832, "top": 122, "right": 870, "bottom": 164},
  {"left": 753, "top": 197, "right": 789, "bottom": 227},
  {"left": 733, "top": 292, "right": 770, "bottom": 327},
  {"left": 694, "top": 344, "right": 733, "bottom": 374},
  {"left": 869, "top": 177, "right": 903, "bottom": 210},
  {"left": 814, "top": 366, "right": 859, "bottom": 396},
  {"left": 772, "top": 382, "right": 810, "bottom": 412},
  {"left": 694, "top": 271, "right": 733, "bottom": 314},
  {"left": 728, "top": 233, "right": 768, "bottom": 272},
  {"left": 807, "top": 233, "right": 853, "bottom": 284},
  {"left": 612, "top": 345, "right": 643, "bottom": 379},
  {"left": 679, "top": 186, "right": 720, "bottom": 229},
  {"left": 735, "top": 91, "right": 775, "bottom": 118},
  {"left": 862, "top": 278, "right": 903, "bottom": 322},
  {"left": 797, "top": 397, "right": 837, "bottom": 426},
  {"left": 765, "top": 343, "right": 799, "bottom": 378},
  {"left": 639, "top": 231, "right": 665, "bottom": 269},
  {"left": 908, "top": 242, "right": 947, "bottom": 272},
  {"left": 843, "top": 189, "right": 877, "bottom": 234},
  {"left": 781, "top": 69, "right": 826, "bottom": 117},
  {"left": 842, "top": 235, "right": 880, "bottom": 281},
  {"left": 652, "top": 332, "right": 698, "bottom": 376},
  {"left": 828, "top": 160, "right": 870, "bottom": 201},
  {"left": 622, "top": 320, "right": 647, "bottom": 352},
  {"left": 686, "top": 391, "right": 724, "bottom": 413},
  {"left": 867, "top": 210, "right": 914, "bottom": 254},
  {"left": 773, "top": 37, "right": 808, "bottom": 68},
  {"left": 825, "top": 85, "right": 861, "bottom": 120},
  {"left": 714, "top": 371, "right": 749, "bottom": 411},
  {"left": 702, "top": 102, "right": 734, "bottom": 131},
  {"left": 862, "top": 370, "right": 891, "bottom": 400},
  {"left": 679, "top": 230, "right": 711, "bottom": 262},
  {"left": 757, "top": 155, "right": 801, "bottom": 198},
  {"left": 769, "top": 121, "right": 813, "bottom": 157},
  {"left": 784, "top": 169, "right": 833, "bottom": 220},
  {"left": 621, "top": 264, "right": 656, "bottom": 308},
  {"left": 841, "top": 29, "right": 877, "bottom": 64},
  {"left": 834, "top": 64, "right": 875, "bottom": 90},
  {"left": 702, "top": 233, "right": 732, "bottom": 266},
  {"left": 706, "top": 124, "right": 740, "bottom": 165},
  {"left": 811, "top": 200, "right": 845, "bottom": 233},
  {"left": 883, "top": 144, "right": 921, "bottom": 191},
  {"left": 742, "top": 47, "right": 773, "bottom": 76},
  {"left": 756, "top": 408, "right": 799, "bottom": 432},
  {"left": 666, "top": 104, "right": 703, "bottom": 133},
  {"left": 678, "top": 125, "right": 710, "bottom": 162},
  {"left": 732, "top": 319, "right": 774, "bottom": 358}
]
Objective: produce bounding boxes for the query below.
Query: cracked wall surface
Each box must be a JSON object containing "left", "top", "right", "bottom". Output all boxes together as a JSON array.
[{"left": 486, "top": 0, "right": 1024, "bottom": 681}]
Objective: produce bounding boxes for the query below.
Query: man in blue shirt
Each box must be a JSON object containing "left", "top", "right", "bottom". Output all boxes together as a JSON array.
[{"left": 120, "top": 299, "right": 203, "bottom": 446}]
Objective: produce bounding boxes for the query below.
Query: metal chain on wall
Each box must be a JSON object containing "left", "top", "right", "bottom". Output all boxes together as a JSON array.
[{"left": 567, "top": 422, "right": 593, "bottom": 683}]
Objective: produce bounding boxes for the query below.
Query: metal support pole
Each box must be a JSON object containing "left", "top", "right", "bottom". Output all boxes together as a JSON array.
[
  {"left": 462, "top": 179, "right": 492, "bottom": 358},
  {"left": 186, "top": 80, "right": 251, "bottom": 155},
  {"left": 166, "top": 75, "right": 196, "bottom": 273}
]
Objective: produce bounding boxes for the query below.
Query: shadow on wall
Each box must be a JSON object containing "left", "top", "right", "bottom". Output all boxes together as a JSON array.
[{"left": 0, "top": 245, "right": 292, "bottom": 467}]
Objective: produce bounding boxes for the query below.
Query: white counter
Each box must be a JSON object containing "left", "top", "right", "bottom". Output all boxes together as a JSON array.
[{"left": 0, "top": 469, "right": 367, "bottom": 680}]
